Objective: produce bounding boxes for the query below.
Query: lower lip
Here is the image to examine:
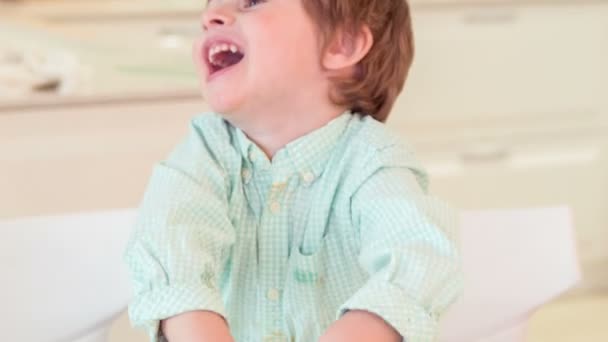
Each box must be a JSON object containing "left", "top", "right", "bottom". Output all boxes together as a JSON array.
[{"left": 206, "top": 62, "right": 240, "bottom": 83}]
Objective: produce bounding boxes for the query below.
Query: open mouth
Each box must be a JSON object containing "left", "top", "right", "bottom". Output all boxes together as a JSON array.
[{"left": 206, "top": 42, "right": 245, "bottom": 76}]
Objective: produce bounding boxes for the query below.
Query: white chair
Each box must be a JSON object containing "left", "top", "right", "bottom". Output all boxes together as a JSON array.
[
  {"left": 0, "top": 209, "right": 135, "bottom": 342},
  {"left": 0, "top": 206, "right": 580, "bottom": 342},
  {"left": 438, "top": 206, "right": 581, "bottom": 341}
]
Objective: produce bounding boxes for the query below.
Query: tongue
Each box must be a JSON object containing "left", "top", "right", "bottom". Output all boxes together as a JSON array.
[{"left": 215, "top": 51, "right": 244, "bottom": 69}]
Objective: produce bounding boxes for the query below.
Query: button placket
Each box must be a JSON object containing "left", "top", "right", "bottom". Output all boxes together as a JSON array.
[
  {"left": 258, "top": 172, "right": 289, "bottom": 339},
  {"left": 268, "top": 180, "right": 287, "bottom": 214},
  {"left": 267, "top": 291, "right": 283, "bottom": 340}
]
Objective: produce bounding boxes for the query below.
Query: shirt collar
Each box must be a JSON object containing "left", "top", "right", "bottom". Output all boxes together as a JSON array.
[{"left": 231, "top": 110, "right": 353, "bottom": 179}]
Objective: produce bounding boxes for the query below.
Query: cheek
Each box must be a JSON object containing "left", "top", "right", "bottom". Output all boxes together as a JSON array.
[
  {"left": 191, "top": 37, "right": 205, "bottom": 75},
  {"left": 249, "top": 20, "right": 321, "bottom": 77},
  {"left": 283, "top": 19, "right": 323, "bottom": 74}
]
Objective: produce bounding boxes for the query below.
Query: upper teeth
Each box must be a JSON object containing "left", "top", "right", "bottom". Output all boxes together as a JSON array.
[{"left": 208, "top": 43, "right": 240, "bottom": 63}]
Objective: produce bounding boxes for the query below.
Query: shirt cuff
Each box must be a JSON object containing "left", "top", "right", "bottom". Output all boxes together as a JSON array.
[
  {"left": 336, "top": 277, "right": 438, "bottom": 342},
  {"left": 128, "top": 283, "right": 227, "bottom": 342}
]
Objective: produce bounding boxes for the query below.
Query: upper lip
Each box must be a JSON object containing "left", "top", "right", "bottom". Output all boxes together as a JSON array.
[{"left": 202, "top": 34, "right": 245, "bottom": 75}]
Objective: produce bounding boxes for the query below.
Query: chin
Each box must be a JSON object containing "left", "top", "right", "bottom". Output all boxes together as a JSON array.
[{"left": 203, "top": 90, "right": 246, "bottom": 116}]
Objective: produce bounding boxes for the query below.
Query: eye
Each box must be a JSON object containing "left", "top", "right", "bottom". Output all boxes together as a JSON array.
[{"left": 243, "top": 0, "right": 265, "bottom": 8}]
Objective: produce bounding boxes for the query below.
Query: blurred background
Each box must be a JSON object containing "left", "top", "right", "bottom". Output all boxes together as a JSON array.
[{"left": 0, "top": 0, "right": 606, "bottom": 341}]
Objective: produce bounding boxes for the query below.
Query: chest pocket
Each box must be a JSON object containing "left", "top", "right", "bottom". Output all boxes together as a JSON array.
[
  {"left": 289, "top": 182, "right": 332, "bottom": 257},
  {"left": 284, "top": 175, "right": 355, "bottom": 340},
  {"left": 284, "top": 242, "right": 332, "bottom": 340}
]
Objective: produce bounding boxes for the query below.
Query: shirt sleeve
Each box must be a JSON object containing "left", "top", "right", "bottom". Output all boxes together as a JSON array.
[
  {"left": 337, "top": 150, "right": 464, "bottom": 342},
  {"left": 122, "top": 117, "right": 236, "bottom": 342}
]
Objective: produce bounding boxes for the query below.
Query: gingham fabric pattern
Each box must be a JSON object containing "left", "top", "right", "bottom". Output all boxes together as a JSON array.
[{"left": 123, "top": 111, "right": 463, "bottom": 342}]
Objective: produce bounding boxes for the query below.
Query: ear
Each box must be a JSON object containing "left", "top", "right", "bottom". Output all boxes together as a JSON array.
[{"left": 322, "top": 25, "right": 373, "bottom": 72}]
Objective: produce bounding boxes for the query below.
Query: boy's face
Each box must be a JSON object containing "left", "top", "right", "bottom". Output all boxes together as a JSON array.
[{"left": 193, "top": 0, "right": 325, "bottom": 117}]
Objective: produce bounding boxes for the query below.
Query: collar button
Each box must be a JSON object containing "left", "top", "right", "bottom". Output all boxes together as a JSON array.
[
  {"left": 301, "top": 171, "right": 315, "bottom": 184},
  {"left": 242, "top": 169, "right": 252, "bottom": 183}
]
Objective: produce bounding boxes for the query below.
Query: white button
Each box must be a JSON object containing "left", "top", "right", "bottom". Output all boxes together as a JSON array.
[
  {"left": 271, "top": 182, "right": 287, "bottom": 192},
  {"left": 264, "top": 331, "right": 287, "bottom": 342},
  {"left": 301, "top": 171, "right": 315, "bottom": 184},
  {"left": 242, "top": 169, "right": 251, "bottom": 183},
  {"left": 267, "top": 288, "right": 281, "bottom": 301},
  {"left": 249, "top": 150, "right": 257, "bottom": 162},
  {"left": 270, "top": 201, "right": 281, "bottom": 213}
]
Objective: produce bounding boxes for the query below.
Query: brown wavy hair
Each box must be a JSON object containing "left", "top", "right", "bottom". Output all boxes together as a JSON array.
[{"left": 302, "top": 0, "right": 415, "bottom": 122}]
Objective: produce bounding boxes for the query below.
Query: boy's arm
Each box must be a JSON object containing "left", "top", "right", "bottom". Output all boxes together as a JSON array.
[
  {"left": 161, "top": 310, "right": 234, "bottom": 342},
  {"left": 323, "top": 155, "right": 464, "bottom": 342},
  {"left": 319, "top": 310, "right": 400, "bottom": 342},
  {"left": 123, "top": 117, "right": 236, "bottom": 342}
]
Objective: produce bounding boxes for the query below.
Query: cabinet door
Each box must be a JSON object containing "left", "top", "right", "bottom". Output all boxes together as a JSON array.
[
  {"left": 414, "top": 131, "right": 608, "bottom": 291},
  {"left": 392, "top": 3, "right": 608, "bottom": 125},
  {"left": 0, "top": 98, "right": 206, "bottom": 219}
]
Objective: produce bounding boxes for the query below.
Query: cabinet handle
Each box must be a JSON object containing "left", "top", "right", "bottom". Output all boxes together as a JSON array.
[
  {"left": 463, "top": 9, "right": 519, "bottom": 25},
  {"left": 460, "top": 141, "right": 510, "bottom": 163}
]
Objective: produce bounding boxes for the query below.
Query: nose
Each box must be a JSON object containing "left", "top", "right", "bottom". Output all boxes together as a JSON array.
[{"left": 202, "top": 3, "right": 236, "bottom": 31}]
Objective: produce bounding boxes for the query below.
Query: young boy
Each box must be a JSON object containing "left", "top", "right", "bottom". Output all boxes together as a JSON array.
[{"left": 123, "top": 0, "right": 463, "bottom": 341}]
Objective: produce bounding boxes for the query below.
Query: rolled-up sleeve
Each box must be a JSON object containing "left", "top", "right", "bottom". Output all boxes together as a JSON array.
[
  {"left": 122, "top": 117, "right": 236, "bottom": 342},
  {"left": 337, "top": 152, "right": 464, "bottom": 342}
]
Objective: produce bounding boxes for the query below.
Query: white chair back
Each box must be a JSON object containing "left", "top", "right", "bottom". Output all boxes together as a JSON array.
[
  {"left": 0, "top": 206, "right": 581, "bottom": 342},
  {"left": 438, "top": 206, "right": 581, "bottom": 341},
  {"left": 0, "top": 209, "right": 135, "bottom": 342}
]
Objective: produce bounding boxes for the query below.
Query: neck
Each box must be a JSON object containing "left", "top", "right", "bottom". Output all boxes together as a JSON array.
[{"left": 228, "top": 101, "right": 347, "bottom": 159}]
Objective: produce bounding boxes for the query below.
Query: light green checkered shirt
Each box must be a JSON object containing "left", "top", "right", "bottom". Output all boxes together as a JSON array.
[{"left": 123, "top": 111, "right": 463, "bottom": 342}]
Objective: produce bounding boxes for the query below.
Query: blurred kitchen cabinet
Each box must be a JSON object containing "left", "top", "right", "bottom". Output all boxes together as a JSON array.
[
  {"left": 400, "top": 1, "right": 607, "bottom": 125},
  {"left": 388, "top": 2, "right": 608, "bottom": 291},
  {"left": 409, "top": 0, "right": 606, "bottom": 7},
  {"left": 0, "top": 97, "right": 208, "bottom": 219}
]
